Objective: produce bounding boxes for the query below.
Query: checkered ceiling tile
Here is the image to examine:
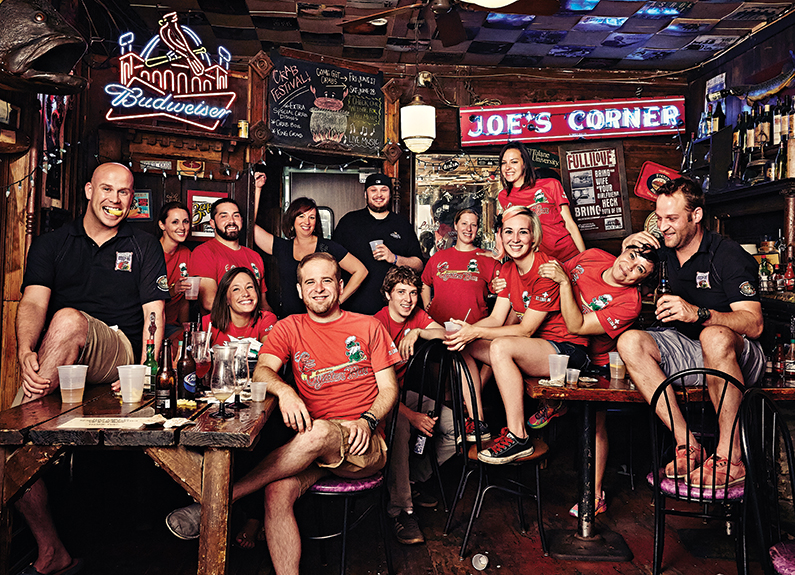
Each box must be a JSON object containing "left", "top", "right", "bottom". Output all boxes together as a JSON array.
[{"left": 119, "top": 0, "right": 794, "bottom": 71}]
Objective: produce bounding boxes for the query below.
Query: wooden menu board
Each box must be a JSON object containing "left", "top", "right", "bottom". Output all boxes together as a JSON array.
[
  {"left": 558, "top": 141, "right": 630, "bottom": 240},
  {"left": 267, "top": 51, "right": 385, "bottom": 157}
]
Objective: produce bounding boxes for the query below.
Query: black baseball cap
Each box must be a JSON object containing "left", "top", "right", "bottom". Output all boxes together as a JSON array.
[{"left": 364, "top": 173, "right": 392, "bottom": 190}]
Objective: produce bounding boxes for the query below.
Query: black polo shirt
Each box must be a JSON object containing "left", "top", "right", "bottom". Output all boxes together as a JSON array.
[
  {"left": 22, "top": 217, "right": 169, "bottom": 360},
  {"left": 332, "top": 208, "right": 423, "bottom": 315},
  {"left": 661, "top": 229, "right": 759, "bottom": 340}
]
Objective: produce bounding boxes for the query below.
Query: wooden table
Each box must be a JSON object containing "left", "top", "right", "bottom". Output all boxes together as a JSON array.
[
  {"left": 525, "top": 376, "right": 795, "bottom": 562},
  {"left": 0, "top": 386, "right": 275, "bottom": 575}
]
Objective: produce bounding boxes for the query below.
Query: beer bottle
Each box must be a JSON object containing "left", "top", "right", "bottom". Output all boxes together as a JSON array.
[
  {"left": 774, "top": 335, "right": 786, "bottom": 383},
  {"left": 655, "top": 261, "right": 672, "bottom": 305},
  {"left": 785, "top": 339, "right": 795, "bottom": 387},
  {"left": 177, "top": 329, "right": 196, "bottom": 400},
  {"left": 143, "top": 339, "right": 158, "bottom": 394},
  {"left": 155, "top": 339, "right": 177, "bottom": 418}
]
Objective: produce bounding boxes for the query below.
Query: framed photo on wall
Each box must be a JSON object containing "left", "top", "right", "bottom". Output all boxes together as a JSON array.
[
  {"left": 188, "top": 190, "right": 227, "bottom": 241},
  {"left": 558, "top": 141, "right": 630, "bottom": 240},
  {"left": 129, "top": 190, "right": 152, "bottom": 220}
]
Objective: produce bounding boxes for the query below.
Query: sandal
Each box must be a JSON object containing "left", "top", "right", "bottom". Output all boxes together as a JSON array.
[{"left": 236, "top": 518, "right": 262, "bottom": 549}]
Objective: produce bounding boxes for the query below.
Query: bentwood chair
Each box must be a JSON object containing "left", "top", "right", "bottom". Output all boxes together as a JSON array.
[
  {"left": 443, "top": 349, "right": 549, "bottom": 559},
  {"left": 303, "top": 398, "right": 400, "bottom": 575},
  {"left": 647, "top": 367, "right": 747, "bottom": 575},
  {"left": 740, "top": 388, "right": 795, "bottom": 575}
]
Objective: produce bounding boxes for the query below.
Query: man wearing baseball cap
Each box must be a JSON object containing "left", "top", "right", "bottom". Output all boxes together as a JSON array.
[{"left": 333, "top": 173, "right": 424, "bottom": 314}]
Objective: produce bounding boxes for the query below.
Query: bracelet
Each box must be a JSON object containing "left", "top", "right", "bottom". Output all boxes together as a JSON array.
[
  {"left": 394, "top": 254, "right": 398, "bottom": 265},
  {"left": 359, "top": 411, "right": 379, "bottom": 432}
]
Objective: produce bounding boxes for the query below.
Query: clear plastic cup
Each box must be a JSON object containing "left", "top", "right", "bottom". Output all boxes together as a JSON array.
[
  {"left": 117, "top": 364, "right": 147, "bottom": 403},
  {"left": 250, "top": 381, "right": 268, "bottom": 402},
  {"left": 566, "top": 368, "right": 581, "bottom": 386},
  {"left": 548, "top": 354, "right": 569, "bottom": 383},
  {"left": 609, "top": 351, "right": 626, "bottom": 379},
  {"left": 57, "top": 365, "right": 88, "bottom": 403},
  {"left": 444, "top": 321, "right": 462, "bottom": 335},
  {"left": 369, "top": 239, "right": 384, "bottom": 252},
  {"left": 184, "top": 277, "right": 200, "bottom": 300}
]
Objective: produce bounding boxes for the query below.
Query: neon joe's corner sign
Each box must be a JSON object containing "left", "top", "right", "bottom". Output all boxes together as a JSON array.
[
  {"left": 459, "top": 96, "right": 685, "bottom": 146},
  {"left": 104, "top": 12, "right": 236, "bottom": 131}
]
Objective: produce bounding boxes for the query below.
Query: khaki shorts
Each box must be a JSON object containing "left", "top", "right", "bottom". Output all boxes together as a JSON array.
[
  {"left": 76, "top": 312, "right": 135, "bottom": 384},
  {"left": 294, "top": 419, "right": 388, "bottom": 495}
]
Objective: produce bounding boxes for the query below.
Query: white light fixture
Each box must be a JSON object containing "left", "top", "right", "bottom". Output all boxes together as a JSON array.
[{"left": 400, "top": 94, "right": 436, "bottom": 154}]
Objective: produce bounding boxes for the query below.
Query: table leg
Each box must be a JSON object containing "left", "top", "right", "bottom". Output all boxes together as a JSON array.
[
  {"left": 198, "top": 448, "right": 232, "bottom": 575},
  {"left": 0, "top": 447, "right": 10, "bottom": 575},
  {"left": 546, "top": 400, "right": 633, "bottom": 561}
]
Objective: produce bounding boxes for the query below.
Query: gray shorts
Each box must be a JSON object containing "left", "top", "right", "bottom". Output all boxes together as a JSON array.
[{"left": 646, "top": 327, "right": 764, "bottom": 387}]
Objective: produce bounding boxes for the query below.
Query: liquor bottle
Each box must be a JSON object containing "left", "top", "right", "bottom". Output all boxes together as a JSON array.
[
  {"left": 759, "top": 255, "right": 772, "bottom": 294},
  {"left": 697, "top": 110, "right": 708, "bottom": 139},
  {"left": 775, "top": 142, "right": 787, "bottom": 180},
  {"left": 754, "top": 104, "right": 762, "bottom": 149},
  {"left": 706, "top": 104, "right": 714, "bottom": 136},
  {"left": 782, "top": 97, "right": 790, "bottom": 143},
  {"left": 732, "top": 113, "right": 744, "bottom": 151},
  {"left": 773, "top": 334, "right": 785, "bottom": 382},
  {"left": 177, "top": 329, "right": 196, "bottom": 400},
  {"left": 681, "top": 132, "right": 695, "bottom": 172},
  {"left": 155, "top": 339, "right": 177, "bottom": 418},
  {"left": 788, "top": 95, "right": 795, "bottom": 140},
  {"left": 774, "top": 263, "right": 786, "bottom": 292},
  {"left": 761, "top": 104, "right": 773, "bottom": 147},
  {"left": 786, "top": 259, "right": 795, "bottom": 291},
  {"left": 712, "top": 100, "right": 725, "bottom": 134},
  {"left": 774, "top": 99, "right": 783, "bottom": 146},
  {"left": 785, "top": 338, "right": 795, "bottom": 387},
  {"left": 747, "top": 108, "right": 756, "bottom": 152},
  {"left": 143, "top": 339, "right": 158, "bottom": 394},
  {"left": 655, "top": 261, "right": 672, "bottom": 305}
]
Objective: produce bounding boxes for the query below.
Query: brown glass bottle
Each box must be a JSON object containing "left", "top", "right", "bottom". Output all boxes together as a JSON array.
[
  {"left": 655, "top": 261, "right": 672, "bottom": 305},
  {"left": 177, "top": 329, "right": 196, "bottom": 400},
  {"left": 155, "top": 339, "right": 177, "bottom": 418}
]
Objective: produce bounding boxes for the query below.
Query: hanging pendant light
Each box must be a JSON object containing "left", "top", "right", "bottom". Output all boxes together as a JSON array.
[{"left": 400, "top": 94, "right": 436, "bottom": 154}]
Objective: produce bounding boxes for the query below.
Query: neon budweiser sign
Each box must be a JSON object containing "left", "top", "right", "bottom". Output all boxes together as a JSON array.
[{"left": 105, "top": 12, "right": 236, "bottom": 131}]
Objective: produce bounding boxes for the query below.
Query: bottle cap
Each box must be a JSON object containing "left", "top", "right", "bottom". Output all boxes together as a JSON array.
[{"left": 147, "top": 339, "right": 154, "bottom": 345}]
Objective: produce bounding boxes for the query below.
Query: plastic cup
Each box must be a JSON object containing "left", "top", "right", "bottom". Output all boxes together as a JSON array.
[
  {"left": 57, "top": 365, "right": 87, "bottom": 403},
  {"left": 548, "top": 354, "right": 569, "bottom": 383},
  {"left": 566, "top": 368, "right": 581, "bottom": 386},
  {"left": 609, "top": 351, "right": 626, "bottom": 379},
  {"left": 444, "top": 321, "right": 462, "bottom": 335},
  {"left": 369, "top": 239, "right": 384, "bottom": 253},
  {"left": 185, "top": 276, "right": 200, "bottom": 300},
  {"left": 250, "top": 381, "right": 268, "bottom": 402},
  {"left": 117, "top": 364, "right": 147, "bottom": 403}
]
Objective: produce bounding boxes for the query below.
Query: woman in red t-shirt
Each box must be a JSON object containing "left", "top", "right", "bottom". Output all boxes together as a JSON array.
[
  {"left": 158, "top": 202, "right": 192, "bottom": 345},
  {"left": 497, "top": 142, "right": 585, "bottom": 262},
  {"left": 201, "top": 267, "right": 277, "bottom": 349},
  {"left": 421, "top": 209, "right": 499, "bottom": 325},
  {"left": 445, "top": 206, "right": 588, "bottom": 464}
]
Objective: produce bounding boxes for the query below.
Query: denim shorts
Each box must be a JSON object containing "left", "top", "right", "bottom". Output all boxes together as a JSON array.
[
  {"left": 647, "top": 327, "right": 764, "bottom": 387},
  {"left": 547, "top": 341, "right": 590, "bottom": 371}
]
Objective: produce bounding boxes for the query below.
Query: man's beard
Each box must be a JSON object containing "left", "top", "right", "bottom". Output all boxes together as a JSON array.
[
  {"left": 367, "top": 200, "right": 390, "bottom": 214},
  {"left": 216, "top": 225, "right": 240, "bottom": 241}
]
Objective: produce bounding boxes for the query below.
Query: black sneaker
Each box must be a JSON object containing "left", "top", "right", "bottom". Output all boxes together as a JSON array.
[
  {"left": 464, "top": 417, "right": 491, "bottom": 442},
  {"left": 393, "top": 511, "right": 425, "bottom": 545},
  {"left": 411, "top": 488, "right": 438, "bottom": 508},
  {"left": 477, "top": 428, "right": 534, "bottom": 464}
]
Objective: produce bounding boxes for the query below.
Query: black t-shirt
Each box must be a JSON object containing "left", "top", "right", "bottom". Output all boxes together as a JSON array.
[
  {"left": 272, "top": 235, "right": 349, "bottom": 317},
  {"left": 661, "top": 229, "right": 759, "bottom": 339},
  {"left": 332, "top": 208, "right": 423, "bottom": 315},
  {"left": 22, "top": 218, "right": 169, "bottom": 360}
]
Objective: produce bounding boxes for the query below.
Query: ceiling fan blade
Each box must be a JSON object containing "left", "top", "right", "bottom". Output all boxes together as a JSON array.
[
  {"left": 459, "top": 0, "right": 560, "bottom": 16},
  {"left": 435, "top": 8, "right": 468, "bottom": 47},
  {"left": 338, "top": 2, "right": 425, "bottom": 28}
]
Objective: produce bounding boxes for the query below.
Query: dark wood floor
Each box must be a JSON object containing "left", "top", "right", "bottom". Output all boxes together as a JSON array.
[{"left": 9, "top": 403, "right": 770, "bottom": 575}]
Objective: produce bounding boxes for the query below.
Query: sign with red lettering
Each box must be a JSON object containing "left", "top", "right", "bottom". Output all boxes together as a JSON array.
[
  {"left": 559, "top": 141, "right": 630, "bottom": 240},
  {"left": 459, "top": 96, "right": 684, "bottom": 146}
]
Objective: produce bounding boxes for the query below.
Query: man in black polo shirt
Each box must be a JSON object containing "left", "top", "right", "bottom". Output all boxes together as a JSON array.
[
  {"left": 14, "top": 162, "right": 168, "bottom": 575},
  {"left": 332, "top": 173, "right": 424, "bottom": 315},
  {"left": 617, "top": 177, "right": 763, "bottom": 489}
]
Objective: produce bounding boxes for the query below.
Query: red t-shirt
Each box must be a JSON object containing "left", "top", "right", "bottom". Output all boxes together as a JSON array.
[
  {"left": 189, "top": 238, "right": 267, "bottom": 294},
  {"left": 564, "top": 249, "right": 642, "bottom": 365},
  {"left": 374, "top": 306, "right": 435, "bottom": 384},
  {"left": 498, "top": 252, "right": 587, "bottom": 346},
  {"left": 164, "top": 244, "right": 191, "bottom": 328},
  {"left": 202, "top": 311, "right": 277, "bottom": 348},
  {"left": 421, "top": 247, "right": 498, "bottom": 324},
  {"left": 261, "top": 311, "right": 401, "bottom": 420},
  {"left": 498, "top": 178, "right": 579, "bottom": 262}
]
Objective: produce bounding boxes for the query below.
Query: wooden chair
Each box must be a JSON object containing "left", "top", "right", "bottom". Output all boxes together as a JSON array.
[
  {"left": 303, "top": 399, "right": 400, "bottom": 575},
  {"left": 740, "top": 388, "right": 795, "bottom": 575},
  {"left": 647, "top": 367, "right": 747, "bottom": 575},
  {"left": 443, "top": 350, "right": 549, "bottom": 559}
]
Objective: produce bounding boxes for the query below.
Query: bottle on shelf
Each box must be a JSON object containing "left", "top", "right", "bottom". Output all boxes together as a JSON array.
[
  {"left": 753, "top": 103, "right": 762, "bottom": 150},
  {"left": 706, "top": 104, "right": 714, "bottom": 136},
  {"left": 774, "top": 99, "right": 783, "bottom": 146},
  {"left": 786, "top": 258, "right": 795, "bottom": 291},
  {"left": 698, "top": 110, "right": 709, "bottom": 139},
  {"left": 761, "top": 104, "right": 773, "bottom": 148},
  {"left": 155, "top": 339, "right": 177, "bottom": 418},
  {"left": 774, "top": 142, "right": 787, "bottom": 180},
  {"left": 773, "top": 334, "right": 786, "bottom": 384},
  {"left": 177, "top": 329, "right": 196, "bottom": 401},
  {"left": 788, "top": 95, "right": 795, "bottom": 140},
  {"left": 732, "top": 112, "right": 745, "bottom": 151},
  {"left": 655, "top": 261, "right": 672, "bottom": 305},
  {"left": 681, "top": 132, "right": 695, "bottom": 173},
  {"left": 774, "top": 263, "right": 786, "bottom": 292},
  {"left": 781, "top": 96, "right": 790, "bottom": 141},
  {"left": 759, "top": 255, "right": 773, "bottom": 294},
  {"left": 712, "top": 100, "right": 725, "bottom": 134},
  {"left": 784, "top": 338, "right": 795, "bottom": 387},
  {"left": 143, "top": 339, "right": 158, "bottom": 394}
]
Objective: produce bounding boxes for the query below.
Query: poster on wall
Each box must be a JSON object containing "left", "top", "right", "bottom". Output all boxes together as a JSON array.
[
  {"left": 558, "top": 141, "right": 630, "bottom": 240},
  {"left": 188, "top": 190, "right": 227, "bottom": 241},
  {"left": 129, "top": 190, "right": 152, "bottom": 220}
]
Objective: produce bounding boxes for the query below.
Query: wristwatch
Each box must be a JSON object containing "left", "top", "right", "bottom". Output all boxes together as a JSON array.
[{"left": 697, "top": 307, "right": 711, "bottom": 324}]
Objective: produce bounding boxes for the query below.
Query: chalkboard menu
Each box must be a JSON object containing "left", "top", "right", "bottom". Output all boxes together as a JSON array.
[{"left": 267, "top": 52, "right": 385, "bottom": 157}]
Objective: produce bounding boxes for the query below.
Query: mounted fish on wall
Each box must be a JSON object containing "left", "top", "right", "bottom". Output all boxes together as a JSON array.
[
  {"left": 708, "top": 51, "right": 795, "bottom": 104},
  {"left": 0, "top": 0, "right": 87, "bottom": 94}
]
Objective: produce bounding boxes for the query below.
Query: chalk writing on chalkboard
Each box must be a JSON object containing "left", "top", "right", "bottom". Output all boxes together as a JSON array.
[{"left": 268, "top": 52, "right": 385, "bottom": 157}]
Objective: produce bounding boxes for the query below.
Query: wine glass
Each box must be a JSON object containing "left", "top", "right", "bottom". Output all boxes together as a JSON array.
[
  {"left": 192, "top": 331, "right": 212, "bottom": 389},
  {"left": 209, "top": 345, "right": 235, "bottom": 419},
  {"left": 228, "top": 341, "right": 250, "bottom": 410}
]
